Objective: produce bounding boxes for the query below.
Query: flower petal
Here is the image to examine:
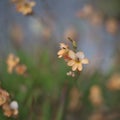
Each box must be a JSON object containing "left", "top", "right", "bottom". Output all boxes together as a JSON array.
[
  {"left": 60, "top": 43, "right": 68, "bottom": 49},
  {"left": 76, "top": 51, "right": 84, "bottom": 59},
  {"left": 68, "top": 50, "right": 76, "bottom": 59},
  {"left": 57, "top": 49, "right": 65, "bottom": 55},
  {"left": 78, "top": 63, "right": 83, "bottom": 71},
  {"left": 81, "top": 58, "right": 89, "bottom": 64},
  {"left": 72, "top": 64, "right": 78, "bottom": 71},
  {"left": 67, "top": 60, "right": 75, "bottom": 66}
]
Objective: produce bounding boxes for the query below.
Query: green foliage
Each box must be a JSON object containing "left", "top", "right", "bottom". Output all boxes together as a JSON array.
[{"left": 0, "top": 50, "right": 120, "bottom": 120}]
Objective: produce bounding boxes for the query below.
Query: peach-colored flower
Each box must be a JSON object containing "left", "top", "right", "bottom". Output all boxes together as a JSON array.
[
  {"left": 16, "top": 1, "right": 36, "bottom": 15},
  {"left": 2, "top": 102, "right": 19, "bottom": 117},
  {"left": 89, "top": 85, "right": 103, "bottom": 106},
  {"left": 6, "top": 54, "right": 20, "bottom": 74},
  {"left": 64, "top": 27, "right": 78, "bottom": 41},
  {"left": 67, "top": 51, "right": 89, "bottom": 71},
  {"left": 82, "top": 4, "right": 93, "bottom": 17},
  {"left": 15, "top": 64, "right": 27, "bottom": 75},
  {"left": 57, "top": 43, "right": 70, "bottom": 60},
  {"left": 90, "top": 12, "right": 103, "bottom": 26},
  {"left": 106, "top": 18, "right": 118, "bottom": 35},
  {"left": 0, "top": 88, "right": 10, "bottom": 106},
  {"left": 107, "top": 73, "right": 120, "bottom": 90},
  {"left": 69, "top": 86, "right": 81, "bottom": 110},
  {"left": 2, "top": 103, "right": 13, "bottom": 117}
]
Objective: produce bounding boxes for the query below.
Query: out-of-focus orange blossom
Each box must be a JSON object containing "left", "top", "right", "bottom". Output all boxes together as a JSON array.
[
  {"left": 89, "top": 85, "right": 103, "bottom": 106},
  {"left": 15, "top": 64, "right": 27, "bottom": 75},
  {"left": 107, "top": 73, "right": 120, "bottom": 90},
  {"left": 6, "top": 54, "right": 20, "bottom": 74},
  {"left": 0, "top": 88, "right": 10, "bottom": 106},
  {"left": 11, "top": 0, "right": 36, "bottom": 15},
  {"left": 6, "top": 53, "right": 27, "bottom": 76},
  {"left": 2, "top": 102, "right": 18, "bottom": 117},
  {"left": 64, "top": 27, "right": 78, "bottom": 41},
  {"left": 105, "top": 18, "right": 118, "bottom": 35},
  {"left": 68, "top": 86, "right": 82, "bottom": 110},
  {"left": 0, "top": 88, "right": 19, "bottom": 117}
]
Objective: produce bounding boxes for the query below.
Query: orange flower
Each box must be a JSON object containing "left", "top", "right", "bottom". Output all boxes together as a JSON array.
[
  {"left": 64, "top": 27, "right": 78, "bottom": 41},
  {"left": 69, "top": 86, "right": 81, "bottom": 110},
  {"left": 106, "top": 18, "right": 118, "bottom": 35},
  {"left": 67, "top": 51, "right": 89, "bottom": 71},
  {"left": 16, "top": 1, "right": 36, "bottom": 15},
  {"left": 2, "top": 103, "right": 13, "bottom": 117},
  {"left": 2, "top": 101, "right": 19, "bottom": 117},
  {"left": 6, "top": 54, "right": 20, "bottom": 74},
  {"left": 57, "top": 43, "right": 70, "bottom": 60},
  {"left": 89, "top": 85, "right": 103, "bottom": 106},
  {"left": 15, "top": 64, "right": 27, "bottom": 75},
  {"left": 0, "top": 88, "right": 10, "bottom": 106},
  {"left": 107, "top": 73, "right": 120, "bottom": 90},
  {"left": 82, "top": 4, "right": 93, "bottom": 17}
]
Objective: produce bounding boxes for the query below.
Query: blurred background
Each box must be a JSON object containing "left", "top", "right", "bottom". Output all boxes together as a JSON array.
[{"left": 0, "top": 0, "right": 120, "bottom": 120}]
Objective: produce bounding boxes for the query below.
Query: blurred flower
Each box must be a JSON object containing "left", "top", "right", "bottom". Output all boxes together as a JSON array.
[
  {"left": 66, "top": 71, "right": 75, "bottom": 77},
  {"left": 15, "top": 64, "right": 27, "bottom": 75},
  {"left": 68, "top": 86, "right": 81, "bottom": 110},
  {"left": 76, "top": 9, "right": 86, "bottom": 19},
  {"left": 105, "top": 18, "right": 118, "bottom": 35},
  {"left": 82, "top": 4, "right": 93, "bottom": 17},
  {"left": 64, "top": 27, "right": 78, "bottom": 41},
  {"left": 13, "top": 0, "right": 36, "bottom": 15},
  {"left": 42, "top": 27, "right": 52, "bottom": 40},
  {"left": 67, "top": 51, "right": 89, "bottom": 71},
  {"left": 10, "top": 24, "right": 23, "bottom": 48},
  {"left": 89, "top": 112, "right": 103, "bottom": 120},
  {"left": 0, "top": 88, "right": 9, "bottom": 106},
  {"left": 2, "top": 103, "right": 18, "bottom": 117},
  {"left": 90, "top": 12, "right": 103, "bottom": 26},
  {"left": 107, "top": 73, "right": 120, "bottom": 90},
  {"left": 0, "top": 88, "right": 18, "bottom": 117},
  {"left": 6, "top": 54, "right": 20, "bottom": 74},
  {"left": 89, "top": 85, "right": 103, "bottom": 106},
  {"left": 2, "top": 103, "right": 13, "bottom": 117},
  {"left": 76, "top": 4, "right": 93, "bottom": 19}
]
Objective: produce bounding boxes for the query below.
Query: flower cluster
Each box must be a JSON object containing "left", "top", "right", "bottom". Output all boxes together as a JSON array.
[
  {"left": 6, "top": 53, "right": 27, "bottom": 75},
  {"left": 11, "top": 0, "right": 36, "bottom": 15},
  {"left": 0, "top": 88, "right": 18, "bottom": 117},
  {"left": 57, "top": 39, "right": 89, "bottom": 76},
  {"left": 76, "top": 4, "right": 118, "bottom": 35}
]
